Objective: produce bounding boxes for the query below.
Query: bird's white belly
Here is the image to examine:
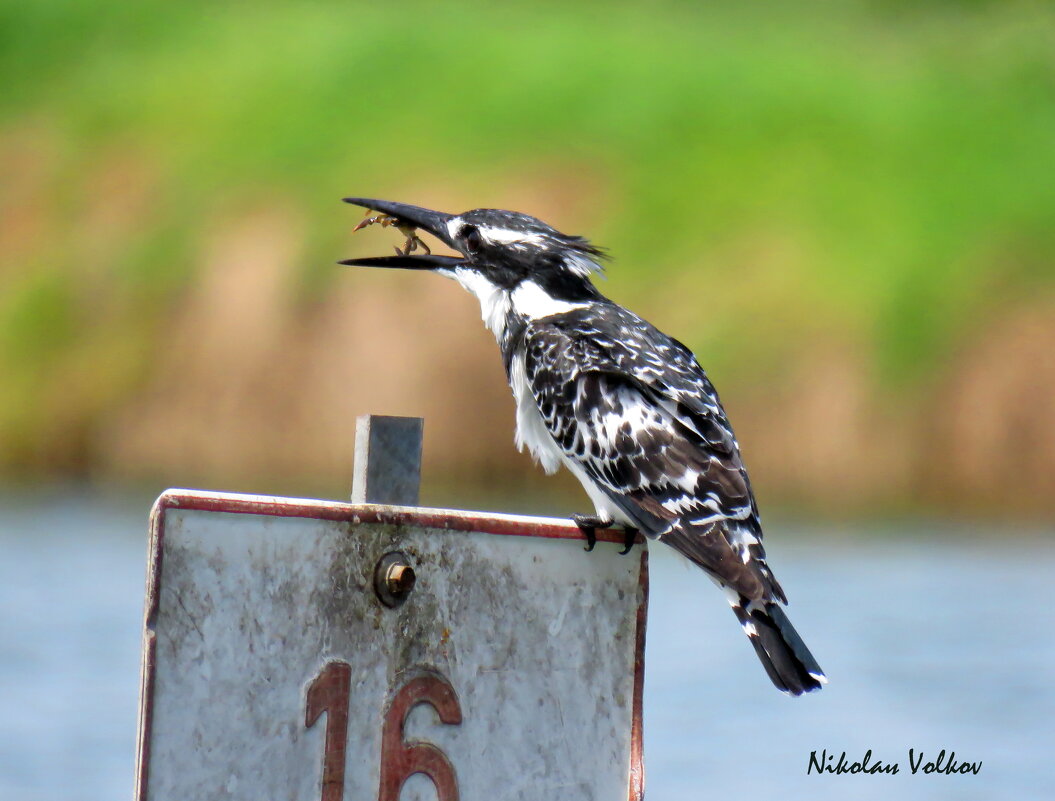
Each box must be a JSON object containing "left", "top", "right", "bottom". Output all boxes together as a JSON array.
[
  {"left": 509, "top": 353, "right": 564, "bottom": 474},
  {"left": 562, "top": 458, "right": 636, "bottom": 527},
  {"left": 508, "top": 354, "right": 634, "bottom": 527}
]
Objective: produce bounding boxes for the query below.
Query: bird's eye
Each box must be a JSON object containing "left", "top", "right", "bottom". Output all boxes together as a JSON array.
[{"left": 463, "top": 226, "right": 482, "bottom": 252}]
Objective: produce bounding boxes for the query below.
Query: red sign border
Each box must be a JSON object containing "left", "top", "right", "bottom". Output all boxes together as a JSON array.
[{"left": 135, "top": 489, "right": 648, "bottom": 801}]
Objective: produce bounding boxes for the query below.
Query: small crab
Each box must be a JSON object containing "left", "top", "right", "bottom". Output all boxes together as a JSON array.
[{"left": 353, "top": 212, "right": 431, "bottom": 256}]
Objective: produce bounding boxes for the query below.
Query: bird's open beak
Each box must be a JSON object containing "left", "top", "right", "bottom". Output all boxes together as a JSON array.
[{"left": 339, "top": 197, "right": 465, "bottom": 270}]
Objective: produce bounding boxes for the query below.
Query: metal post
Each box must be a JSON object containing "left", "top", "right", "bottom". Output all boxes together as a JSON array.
[{"left": 351, "top": 415, "right": 424, "bottom": 506}]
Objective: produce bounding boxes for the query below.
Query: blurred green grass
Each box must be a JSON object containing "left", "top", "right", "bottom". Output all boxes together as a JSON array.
[{"left": 1, "top": 0, "right": 1054, "bottom": 478}]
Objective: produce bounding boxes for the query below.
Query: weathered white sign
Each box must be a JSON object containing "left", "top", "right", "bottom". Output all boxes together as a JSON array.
[{"left": 135, "top": 489, "right": 647, "bottom": 801}]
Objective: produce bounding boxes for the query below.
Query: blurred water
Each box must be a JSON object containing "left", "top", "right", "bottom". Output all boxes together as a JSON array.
[
  {"left": 0, "top": 492, "right": 1051, "bottom": 801},
  {"left": 0, "top": 493, "right": 147, "bottom": 801}
]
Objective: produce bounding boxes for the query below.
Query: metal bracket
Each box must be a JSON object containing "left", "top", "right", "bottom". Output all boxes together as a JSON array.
[{"left": 351, "top": 415, "right": 424, "bottom": 506}]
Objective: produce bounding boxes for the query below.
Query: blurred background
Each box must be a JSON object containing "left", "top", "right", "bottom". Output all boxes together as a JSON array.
[{"left": 1, "top": 1, "right": 1053, "bottom": 799}]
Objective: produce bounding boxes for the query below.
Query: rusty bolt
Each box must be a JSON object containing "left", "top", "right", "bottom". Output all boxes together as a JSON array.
[
  {"left": 374, "top": 552, "right": 415, "bottom": 608},
  {"left": 385, "top": 563, "right": 416, "bottom": 596}
]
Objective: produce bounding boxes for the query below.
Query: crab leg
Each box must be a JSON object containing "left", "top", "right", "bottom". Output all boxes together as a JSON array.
[{"left": 354, "top": 212, "right": 431, "bottom": 256}]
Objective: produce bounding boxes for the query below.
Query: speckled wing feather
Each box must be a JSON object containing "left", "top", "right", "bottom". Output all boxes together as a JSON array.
[{"left": 522, "top": 304, "right": 784, "bottom": 604}]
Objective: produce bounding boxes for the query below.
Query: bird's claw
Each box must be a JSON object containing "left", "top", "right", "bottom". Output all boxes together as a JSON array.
[
  {"left": 572, "top": 514, "right": 639, "bottom": 554},
  {"left": 572, "top": 514, "right": 607, "bottom": 552}
]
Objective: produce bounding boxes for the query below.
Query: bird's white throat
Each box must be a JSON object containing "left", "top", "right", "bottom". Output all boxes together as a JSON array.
[
  {"left": 446, "top": 270, "right": 589, "bottom": 340},
  {"left": 447, "top": 268, "right": 511, "bottom": 337}
]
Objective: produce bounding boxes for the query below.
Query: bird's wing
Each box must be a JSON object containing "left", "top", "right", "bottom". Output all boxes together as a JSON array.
[{"left": 523, "top": 306, "right": 784, "bottom": 603}]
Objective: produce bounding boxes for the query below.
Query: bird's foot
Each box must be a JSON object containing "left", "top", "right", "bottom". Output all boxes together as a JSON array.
[
  {"left": 619, "top": 526, "right": 640, "bottom": 556},
  {"left": 571, "top": 514, "right": 610, "bottom": 552},
  {"left": 572, "top": 515, "right": 639, "bottom": 554}
]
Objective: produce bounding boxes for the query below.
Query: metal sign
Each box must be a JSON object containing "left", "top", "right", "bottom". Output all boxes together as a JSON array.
[{"left": 135, "top": 490, "right": 647, "bottom": 801}]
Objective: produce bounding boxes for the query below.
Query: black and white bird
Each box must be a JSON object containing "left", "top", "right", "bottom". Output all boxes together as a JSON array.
[{"left": 342, "top": 197, "right": 826, "bottom": 695}]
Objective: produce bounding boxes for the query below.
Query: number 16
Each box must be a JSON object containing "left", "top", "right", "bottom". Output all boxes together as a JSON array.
[{"left": 306, "top": 662, "right": 462, "bottom": 801}]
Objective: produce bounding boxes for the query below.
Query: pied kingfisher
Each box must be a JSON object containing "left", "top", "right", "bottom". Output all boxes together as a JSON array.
[{"left": 342, "top": 197, "right": 826, "bottom": 695}]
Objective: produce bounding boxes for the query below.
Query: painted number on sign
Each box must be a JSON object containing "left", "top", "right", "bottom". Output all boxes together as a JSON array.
[{"left": 306, "top": 662, "right": 463, "bottom": 801}]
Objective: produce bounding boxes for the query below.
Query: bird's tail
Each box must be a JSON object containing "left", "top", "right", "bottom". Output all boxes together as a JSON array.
[{"left": 728, "top": 595, "right": 827, "bottom": 695}]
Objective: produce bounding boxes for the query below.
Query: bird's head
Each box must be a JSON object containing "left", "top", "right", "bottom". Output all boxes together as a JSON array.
[{"left": 340, "top": 197, "right": 606, "bottom": 307}]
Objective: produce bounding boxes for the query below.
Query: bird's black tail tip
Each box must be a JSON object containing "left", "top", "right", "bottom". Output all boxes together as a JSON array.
[{"left": 731, "top": 597, "right": 826, "bottom": 696}]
